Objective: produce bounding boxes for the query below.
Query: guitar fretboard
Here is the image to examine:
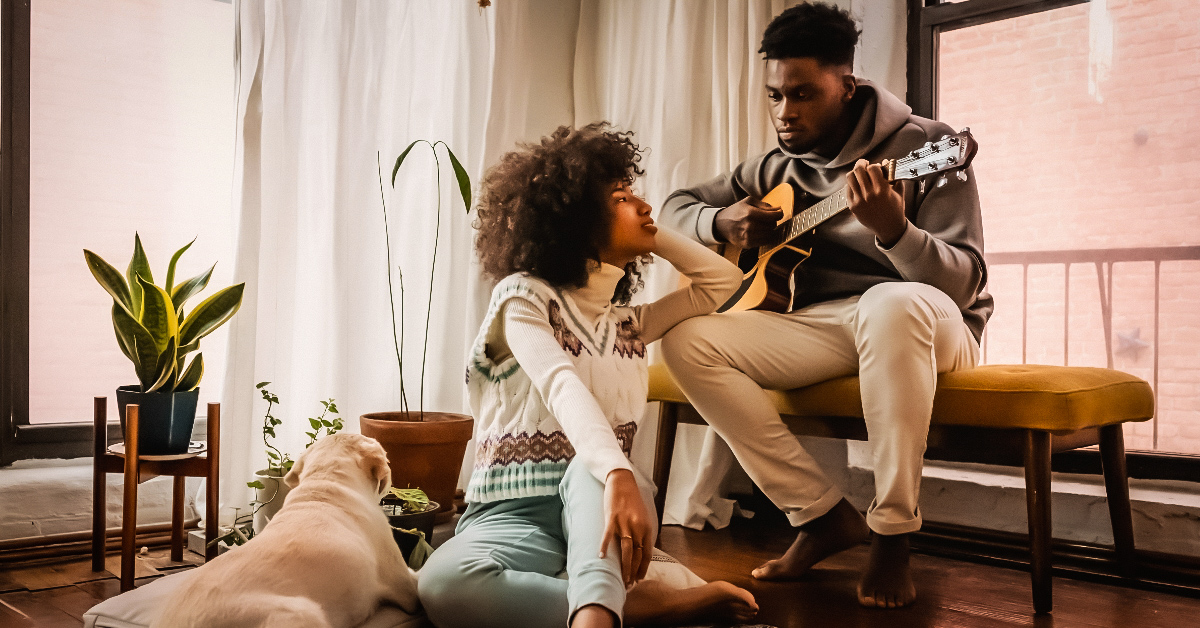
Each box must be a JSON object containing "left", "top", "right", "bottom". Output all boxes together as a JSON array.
[{"left": 772, "top": 187, "right": 850, "bottom": 246}]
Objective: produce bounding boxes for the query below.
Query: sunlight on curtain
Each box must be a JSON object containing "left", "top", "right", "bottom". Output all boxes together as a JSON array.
[{"left": 222, "top": 0, "right": 495, "bottom": 517}]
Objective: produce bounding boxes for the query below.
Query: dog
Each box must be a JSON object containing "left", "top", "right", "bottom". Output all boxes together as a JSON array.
[{"left": 153, "top": 433, "right": 419, "bottom": 628}]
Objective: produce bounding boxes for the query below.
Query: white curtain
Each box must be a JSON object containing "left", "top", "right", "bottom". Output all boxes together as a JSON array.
[
  {"left": 574, "top": 0, "right": 794, "bottom": 528},
  {"left": 217, "top": 0, "right": 904, "bottom": 529},
  {"left": 221, "top": 0, "right": 497, "bottom": 518}
]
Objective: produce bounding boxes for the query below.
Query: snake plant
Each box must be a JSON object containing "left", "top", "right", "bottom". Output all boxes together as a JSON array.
[{"left": 84, "top": 234, "right": 245, "bottom": 393}]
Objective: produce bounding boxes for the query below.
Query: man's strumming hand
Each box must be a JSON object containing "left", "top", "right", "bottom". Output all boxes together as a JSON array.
[{"left": 714, "top": 197, "right": 784, "bottom": 249}]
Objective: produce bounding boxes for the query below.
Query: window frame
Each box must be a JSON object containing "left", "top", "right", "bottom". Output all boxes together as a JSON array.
[
  {"left": 1, "top": 0, "right": 119, "bottom": 465},
  {"left": 906, "top": 0, "right": 1200, "bottom": 482}
]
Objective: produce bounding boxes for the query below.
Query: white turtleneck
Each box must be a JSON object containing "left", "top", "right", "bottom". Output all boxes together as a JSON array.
[{"left": 491, "top": 228, "right": 742, "bottom": 484}]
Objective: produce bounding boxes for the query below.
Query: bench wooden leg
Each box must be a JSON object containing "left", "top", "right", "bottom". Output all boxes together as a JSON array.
[
  {"left": 652, "top": 402, "right": 681, "bottom": 538},
  {"left": 1099, "top": 424, "right": 1137, "bottom": 578},
  {"left": 1024, "top": 429, "right": 1053, "bottom": 614}
]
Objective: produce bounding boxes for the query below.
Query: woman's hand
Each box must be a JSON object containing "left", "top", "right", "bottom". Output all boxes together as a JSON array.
[{"left": 599, "top": 469, "right": 653, "bottom": 586}]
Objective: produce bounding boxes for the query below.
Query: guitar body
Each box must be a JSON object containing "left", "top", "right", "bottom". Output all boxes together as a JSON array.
[
  {"left": 719, "top": 244, "right": 811, "bottom": 312},
  {"left": 718, "top": 182, "right": 810, "bottom": 313}
]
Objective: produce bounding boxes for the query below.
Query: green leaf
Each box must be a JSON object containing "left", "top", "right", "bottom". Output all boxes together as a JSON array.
[
  {"left": 391, "top": 140, "right": 422, "bottom": 187},
  {"left": 126, "top": 234, "right": 153, "bottom": 317},
  {"left": 171, "top": 263, "right": 215, "bottom": 314},
  {"left": 136, "top": 274, "right": 178, "bottom": 353},
  {"left": 84, "top": 250, "right": 132, "bottom": 310},
  {"left": 112, "top": 316, "right": 135, "bottom": 362},
  {"left": 443, "top": 146, "right": 472, "bottom": 212},
  {"left": 309, "top": 418, "right": 321, "bottom": 430},
  {"left": 247, "top": 480, "right": 264, "bottom": 489},
  {"left": 146, "top": 336, "right": 177, "bottom": 392},
  {"left": 178, "top": 340, "right": 200, "bottom": 356},
  {"left": 164, "top": 237, "right": 195, "bottom": 294},
  {"left": 256, "top": 381, "right": 270, "bottom": 389},
  {"left": 113, "top": 303, "right": 159, "bottom": 388},
  {"left": 178, "top": 283, "right": 245, "bottom": 347},
  {"left": 176, "top": 353, "right": 204, "bottom": 391},
  {"left": 321, "top": 419, "right": 332, "bottom": 427}
]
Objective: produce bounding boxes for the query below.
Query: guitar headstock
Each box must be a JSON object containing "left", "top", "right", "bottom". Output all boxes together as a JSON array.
[{"left": 887, "top": 128, "right": 977, "bottom": 183}]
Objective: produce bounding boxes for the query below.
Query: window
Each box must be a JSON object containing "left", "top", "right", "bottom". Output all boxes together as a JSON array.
[
  {"left": 2, "top": 0, "right": 234, "bottom": 464},
  {"left": 909, "top": 0, "right": 1200, "bottom": 474}
]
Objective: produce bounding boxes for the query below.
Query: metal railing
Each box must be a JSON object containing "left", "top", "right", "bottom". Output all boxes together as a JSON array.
[{"left": 983, "top": 246, "right": 1200, "bottom": 450}]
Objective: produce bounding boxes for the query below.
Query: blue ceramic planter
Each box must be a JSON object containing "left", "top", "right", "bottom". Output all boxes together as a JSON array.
[{"left": 115, "top": 386, "right": 200, "bottom": 455}]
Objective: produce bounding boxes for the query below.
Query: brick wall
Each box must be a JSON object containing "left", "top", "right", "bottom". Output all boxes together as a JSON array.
[{"left": 938, "top": 0, "right": 1200, "bottom": 453}]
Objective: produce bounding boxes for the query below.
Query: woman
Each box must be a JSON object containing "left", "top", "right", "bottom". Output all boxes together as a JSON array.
[{"left": 418, "top": 123, "right": 755, "bottom": 628}]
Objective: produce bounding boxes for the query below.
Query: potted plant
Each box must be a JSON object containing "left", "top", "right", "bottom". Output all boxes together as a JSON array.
[
  {"left": 245, "top": 382, "right": 343, "bottom": 532},
  {"left": 84, "top": 234, "right": 245, "bottom": 454},
  {"left": 360, "top": 145, "right": 474, "bottom": 521},
  {"left": 380, "top": 487, "right": 438, "bottom": 569},
  {"left": 211, "top": 382, "right": 344, "bottom": 546}
]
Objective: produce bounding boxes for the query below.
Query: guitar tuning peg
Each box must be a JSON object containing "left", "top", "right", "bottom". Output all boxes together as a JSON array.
[
  {"left": 960, "top": 126, "right": 971, "bottom": 134},
  {"left": 918, "top": 180, "right": 927, "bottom": 195},
  {"left": 936, "top": 175, "right": 948, "bottom": 188},
  {"left": 955, "top": 170, "right": 969, "bottom": 183}
]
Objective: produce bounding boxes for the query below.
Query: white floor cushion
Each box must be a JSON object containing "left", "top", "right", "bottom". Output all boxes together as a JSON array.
[{"left": 82, "top": 570, "right": 429, "bottom": 628}]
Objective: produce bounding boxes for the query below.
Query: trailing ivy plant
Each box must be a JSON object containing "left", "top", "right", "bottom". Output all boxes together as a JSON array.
[
  {"left": 214, "top": 382, "right": 344, "bottom": 549},
  {"left": 378, "top": 141, "right": 471, "bottom": 416},
  {"left": 83, "top": 234, "right": 245, "bottom": 393}
]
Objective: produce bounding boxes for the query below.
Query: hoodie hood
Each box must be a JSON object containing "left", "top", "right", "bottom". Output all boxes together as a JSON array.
[{"left": 779, "top": 78, "right": 913, "bottom": 170}]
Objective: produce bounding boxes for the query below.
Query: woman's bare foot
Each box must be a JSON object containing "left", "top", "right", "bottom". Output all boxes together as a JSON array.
[
  {"left": 624, "top": 580, "right": 758, "bottom": 626},
  {"left": 856, "top": 533, "right": 917, "bottom": 608},
  {"left": 752, "top": 498, "right": 870, "bottom": 580}
]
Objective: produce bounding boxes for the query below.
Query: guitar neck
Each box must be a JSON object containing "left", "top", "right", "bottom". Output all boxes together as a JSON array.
[{"left": 776, "top": 187, "right": 850, "bottom": 245}]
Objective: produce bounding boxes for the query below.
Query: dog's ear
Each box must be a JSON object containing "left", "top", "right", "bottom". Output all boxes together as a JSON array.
[
  {"left": 371, "top": 455, "right": 391, "bottom": 497},
  {"left": 363, "top": 446, "right": 392, "bottom": 497},
  {"left": 283, "top": 454, "right": 305, "bottom": 489}
]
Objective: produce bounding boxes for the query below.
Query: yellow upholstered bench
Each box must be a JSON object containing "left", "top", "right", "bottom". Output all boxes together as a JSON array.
[{"left": 648, "top": 363, "right": 1154, "bottom": 614}]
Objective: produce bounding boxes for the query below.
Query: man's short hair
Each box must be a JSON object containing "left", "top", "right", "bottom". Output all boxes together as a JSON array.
[{"left": 759, "top": 2, "right": 861, "bottom": 67}]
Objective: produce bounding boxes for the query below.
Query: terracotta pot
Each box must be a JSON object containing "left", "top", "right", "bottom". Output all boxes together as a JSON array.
[{"left": 359, "top": 411, "right": 473, "bottom": 520}]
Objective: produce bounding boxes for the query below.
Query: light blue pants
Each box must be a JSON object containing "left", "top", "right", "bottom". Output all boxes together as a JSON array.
[{"left": 418, "top": 460, "right": 657, "bottom": 628}]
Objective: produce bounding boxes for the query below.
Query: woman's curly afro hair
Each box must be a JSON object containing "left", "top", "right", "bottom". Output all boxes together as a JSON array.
[{"left": 474, "top": 122, "right": 647, "bottom": 304}]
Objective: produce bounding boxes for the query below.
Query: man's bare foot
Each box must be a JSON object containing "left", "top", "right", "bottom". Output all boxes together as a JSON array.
[
  {"left": 624, "top": 580, "right": 758, "bottom": 626},
  {"left": 856, "top": 533, "right": 917, "bottom": 608},
  {"left": 751, "top": 498, "right": 869, "bottom": 580}
]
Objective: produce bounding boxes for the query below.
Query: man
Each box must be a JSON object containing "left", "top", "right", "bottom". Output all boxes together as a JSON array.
[{"left": 659, "top": 3, "right": 992, "bottom": 609}]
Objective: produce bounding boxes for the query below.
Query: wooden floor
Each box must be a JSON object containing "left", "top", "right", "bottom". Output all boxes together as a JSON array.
[
  {"left": 3, "top": 515, "right": 1199, "bottom": 627},
  {"left": 0, "top": 547, "right": 201, "bottom": 627},
  {"left": 658, "top": 514, "right": 1200, "bottom": 628}
]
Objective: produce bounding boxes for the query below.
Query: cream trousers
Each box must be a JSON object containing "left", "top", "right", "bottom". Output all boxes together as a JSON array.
[{"left": 661, "top": 282, "right": 980, "bottom": 535}]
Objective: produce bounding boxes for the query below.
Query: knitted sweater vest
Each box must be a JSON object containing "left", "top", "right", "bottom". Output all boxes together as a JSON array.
[{"left": 465, "top": 274, "right": 649, "bottom": 503}]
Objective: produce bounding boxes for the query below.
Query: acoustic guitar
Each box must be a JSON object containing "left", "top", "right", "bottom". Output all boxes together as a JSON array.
[{"left": 718, "top": 128, "right": 978, "bottom": 313}]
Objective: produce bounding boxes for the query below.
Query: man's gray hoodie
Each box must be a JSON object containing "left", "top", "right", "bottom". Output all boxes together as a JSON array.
[{"left": 660, "top": 79, "right": 993, "bottom": 340}]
